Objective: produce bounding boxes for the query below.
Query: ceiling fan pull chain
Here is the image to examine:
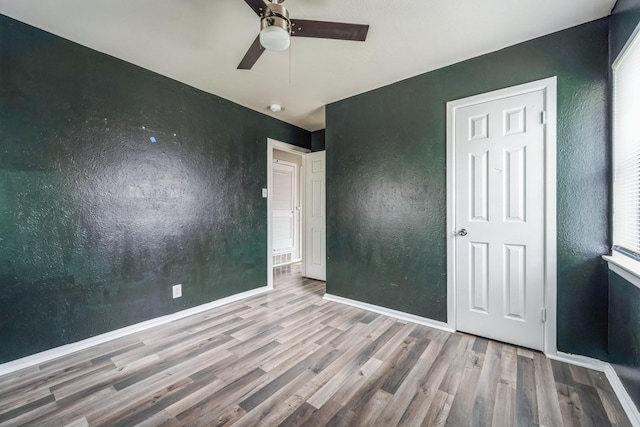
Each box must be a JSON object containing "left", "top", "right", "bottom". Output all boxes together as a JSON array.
[{"left": 289, "top": 41, "right": 292, "bottom": 84}]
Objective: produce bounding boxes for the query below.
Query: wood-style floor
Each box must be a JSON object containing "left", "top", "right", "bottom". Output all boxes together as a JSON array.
[{"left": 0, "top": 264, "right": 631, "bottom": 427}]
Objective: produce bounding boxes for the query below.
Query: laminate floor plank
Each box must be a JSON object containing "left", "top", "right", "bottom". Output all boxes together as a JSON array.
[
  {"left": 533, "top": 352, "right": 564, "bottom": 427},
  {"left": 173, "top": 367, "right": 266, "bottom": 424},
  {"left": 279, "top": 401, "right": 320, "bottom": 427},
  {"left": 576, "top": 382, "right": 615, "bottom": 427},
  {"left": 300, "top": 399, "right": 343, "bottom": 427},
  {"left": 394, "top": 336, "right": 453, "bottom": 427},
  {"left": 37, "top": 335, "right": 143, "bottom": 373},
  {"left": 491, "top": 381, "right": 516, "bottom": 426},
  {"left": 0, "top": 383, "right": 53, "bottom": 415},
  {"left": 491, "top": 344, "right": 518, "bottom": 426},
  {"left": 470, "top": 340, "right": 502, "bottom": 426},
  {"left": 230, "top": 369, "right": 317, "bottom": 427},
  {"left": 590, "top": 370, "right": 633, "bottom": 427},
  {"left": 0, "top": 366, "right": 41, "bottom": 393},
  {"left": 516, "top": 354, "right": 539, "bottom": 427},
  {"left": 0, "top": 394, "right": 57, "bottom": 427},
  {"left": 305, "top": 335, "right": 378, "bottom": 409},
  {"left": 62, "top": 417, "right": 90, "bottom": 427},
  {"left": 240, "top": 345, "right": 336, "bottom": 413},
  {"left": 0, "top": 263, "right": 630, "bottom": 426},
  {"left": 422, "top": 390, "right": 455, "bottom": 427},
  {"left": 439, "top": 333, "right": 475, "bottom": 395},
  {"left": 35, "top": 387, "right": 117, "bottom": 427},
  {"left": 349, "top": 388, "right": 393, "bottom": 426},
  {"left": 256, "top": 339, "right": 322, "bottom": 374},
  {"left": 443, "top": 341, "right": 485, "bottom": 427},
  {"left": 309, "top": 323, "right": 415, "bottom": 413}
]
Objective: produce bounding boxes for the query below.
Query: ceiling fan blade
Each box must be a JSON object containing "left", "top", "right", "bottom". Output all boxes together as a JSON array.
[
  {"left": 290, "top": 20, "right": 369, "bottom": 41},
  {"left": 243, "top": 0, "right": 267, "bottom": 16},
  {"left": 238, "top": 35, "right": 265, "bottom": 70}
]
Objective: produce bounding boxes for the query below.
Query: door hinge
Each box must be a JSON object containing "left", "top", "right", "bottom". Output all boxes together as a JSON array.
[
  {"left": 541, "top": 111, "right": 547, "bottom": 125},
  {"left": 541, "top": 307, "right": 547, "bottom": 323}
]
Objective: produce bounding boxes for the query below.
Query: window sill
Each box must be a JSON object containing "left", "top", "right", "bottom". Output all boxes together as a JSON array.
[{"left": 603, "top": 254, "right": 640, "bottom": 290}]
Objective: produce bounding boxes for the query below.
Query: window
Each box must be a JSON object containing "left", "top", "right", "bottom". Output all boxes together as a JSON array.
[{"left": 612, "top": 24, "right": 640, "bottom": 263}]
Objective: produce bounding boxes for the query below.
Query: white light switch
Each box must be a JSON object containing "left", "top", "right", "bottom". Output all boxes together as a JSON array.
[{"left": 262, "top": 188, "right": 268, "bottom": 198}]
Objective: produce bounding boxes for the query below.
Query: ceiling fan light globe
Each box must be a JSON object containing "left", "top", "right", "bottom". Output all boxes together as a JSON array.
[{"left": 260, "top": 25, "right": 290, "bottom": 51}]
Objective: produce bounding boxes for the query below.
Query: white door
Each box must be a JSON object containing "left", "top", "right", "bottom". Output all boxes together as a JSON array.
[
  {"left": 272, "top": 161, "right": 296, "bottom": 254},
  {"left": 304, "top": 151, "right": 326, "bottom": 281},
  {"left": 454, "top": 88, "right": 546, "bottom": 351}
]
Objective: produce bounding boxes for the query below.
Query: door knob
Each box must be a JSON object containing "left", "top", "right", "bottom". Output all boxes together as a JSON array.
[{"left": 457, "top": 229, "right": 468, "bottom": 236}]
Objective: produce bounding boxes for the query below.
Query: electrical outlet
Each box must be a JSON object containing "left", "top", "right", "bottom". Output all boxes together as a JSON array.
[{"left": 172, "top": 284, "right": 182, "bottom": 299}]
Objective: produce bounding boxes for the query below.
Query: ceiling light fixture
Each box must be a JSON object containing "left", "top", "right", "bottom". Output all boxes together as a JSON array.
[
  {"left": 269, "top": 104, "right": 282, "bottom": 113},
  {"left": 259, "top": 1, "right": 291, "bottom": 51}
]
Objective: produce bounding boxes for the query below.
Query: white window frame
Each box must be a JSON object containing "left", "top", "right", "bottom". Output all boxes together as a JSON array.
[{"left": 605, "top": 20, "right": 640, "bottom": 289}]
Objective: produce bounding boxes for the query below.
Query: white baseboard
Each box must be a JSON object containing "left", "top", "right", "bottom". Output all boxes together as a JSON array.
[
  {"left": 0, "top": 286, "right": 270, "bottom": 378},
  {"left": 546, "top": 352, "right": 640, "bottom": 426},
  {"left": 546, "top": 351, "right": 608, "bottom": 372},
  {"left": 323, "top": 293, "right": 454, "bottom": 333}
]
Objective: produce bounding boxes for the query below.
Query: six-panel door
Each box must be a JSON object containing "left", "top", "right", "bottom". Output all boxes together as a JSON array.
[{"left": 455, "top": 89, "right": 546, "bottom": 351}]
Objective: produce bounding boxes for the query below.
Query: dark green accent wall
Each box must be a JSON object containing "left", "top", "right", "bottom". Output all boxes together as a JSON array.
[
  {"left": 0, "top": 15, "right": 310, "bottom": 363},
  {"left": 609, "top": 271, "right": 640, "bottom": 407},
  {"left": 610, "top": 0, "right": 640, "bottom": 59},
  {"left": 326, "top": 19, "right": 610, "bottom": 359},
  {"left": 608, "top": 0, "right": 640, "bottom": 410},
  {"left": 311, "top": 129, "right": 326, "bottom": 152}
]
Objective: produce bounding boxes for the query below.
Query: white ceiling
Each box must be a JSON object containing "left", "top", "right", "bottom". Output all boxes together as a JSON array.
[{"left": 0, "top": 0, "right": 616, "bottom": 131}]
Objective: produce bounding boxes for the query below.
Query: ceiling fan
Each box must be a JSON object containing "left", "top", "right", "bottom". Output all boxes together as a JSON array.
[{"left": 238, "top": 0, "right": 370, "bottom": 70}]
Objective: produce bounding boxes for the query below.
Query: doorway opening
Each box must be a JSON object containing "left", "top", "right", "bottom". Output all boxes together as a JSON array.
[
  {"left": 267, "top": 139, "right": 309, "bottom": 289},
  {"left": 267, "top": 138, "right": 326, "bottom": 289},
  {"left": 272, "top": 150, "right": 302, "bottom": 267}
]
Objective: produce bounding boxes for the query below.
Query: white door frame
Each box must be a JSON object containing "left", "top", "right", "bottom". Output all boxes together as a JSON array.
[
  {"left": 445, "top": 77, "right": 558, "bottom": 355},
  {"left": 267, "top": 138, "right": 310, "bottom": 289}
]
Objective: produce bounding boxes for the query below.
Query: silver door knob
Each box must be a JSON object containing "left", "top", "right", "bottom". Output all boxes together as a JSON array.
[{"left": 457, "top": 229, "right": 468, "bottom": 236}]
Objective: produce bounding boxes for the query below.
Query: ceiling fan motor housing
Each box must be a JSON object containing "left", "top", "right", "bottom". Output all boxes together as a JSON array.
[
  {"left": 259, "top": 2, "right": 291, "bottom": 51},
  {"left": 261, "top": 3, "right": 290, "bottom": 34}
]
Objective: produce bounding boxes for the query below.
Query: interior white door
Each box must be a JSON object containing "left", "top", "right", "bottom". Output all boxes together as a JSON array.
[
  {"left": 304, "top": 151, "right": 326, "bottom": 281},
  {"left": 272, "top": 161, "right": 296, "bottom": 253},
  {"left": 455, "top": 89, "right": 546, "bottom": 351}
]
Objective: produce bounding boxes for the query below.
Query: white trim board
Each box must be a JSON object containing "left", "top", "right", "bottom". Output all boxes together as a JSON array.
[
  {"left": 323, "top": 293, "right": 454, "bottom": 333},
  {"left": 0, "top": 286, "right": 269, "bottom": 378},
  {"left": 546, "top": 351, "right": 608, "bottom": 372},
  {"left": 446, "top": 76, "right": 558, "bottom": 354},
  {"left": 604, "top": 254, "right": 640, "bottom": 290}
]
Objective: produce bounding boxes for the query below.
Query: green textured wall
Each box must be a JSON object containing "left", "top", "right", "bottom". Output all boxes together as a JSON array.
[
  {"left": 608, "top": 0, "right": 640, "bottom": 410},
  {"left": 311, "top": 129, "right": 326, "bottom": 152},
  {"left": 326, "top": 19, "right": 610, "bottom": 359},
  {"left": 0, "top": 15, "right": 310, "bottom": 363},
  {"left": 609, "top": 271, "right": 640, "bottom": 407},
  {"left": 610, "top": 0, "right": 640, "bottom": 58}
]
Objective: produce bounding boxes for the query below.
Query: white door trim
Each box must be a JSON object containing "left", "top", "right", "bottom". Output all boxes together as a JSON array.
[
  {"left": 446, "top": 77, "right": 558, "bottom": 354},
  {"left": 267, "top": 138, "right": 310, "bottom": 289}
]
